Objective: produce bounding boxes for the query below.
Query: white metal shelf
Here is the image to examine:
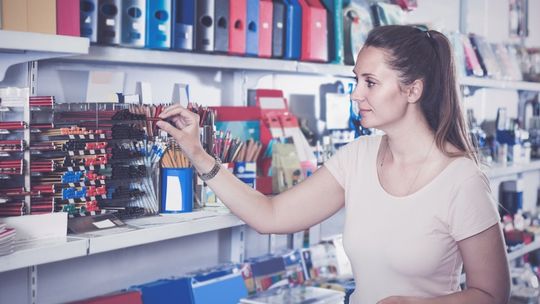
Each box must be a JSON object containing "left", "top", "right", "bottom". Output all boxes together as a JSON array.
[
  {"left": 0, "top": 237, "right": 88, "bottom": 273},
  {"left": 0, "top": 211, "right": 243, "bottom": 272},
  {"left": 58, "top": 45, "right": 355, "bottom": 77},
  {"left": 64, "top": 45, "right": 298, "bottom": 73},
  {"left": 460, "top": 76, "right": 540, "bottom": 92},
  {"left": 296, "top": 62, "right": 354, "bottom": 77},
  {"left": 86, "top": 211, "right": 244, "bottom": 254},
  {"left": 507, "top": 239, "right": 540, "bottom": 261},
  {"left": 484, "top": 160, "right": 540, "bottom": 179},
  {"left": 0, "top": 30, "right": 89, "bottom": 81}
]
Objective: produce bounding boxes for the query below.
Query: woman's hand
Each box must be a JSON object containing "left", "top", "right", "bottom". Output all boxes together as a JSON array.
[{"left": 156, "top": 104, "right": 204, "bottom": 160}]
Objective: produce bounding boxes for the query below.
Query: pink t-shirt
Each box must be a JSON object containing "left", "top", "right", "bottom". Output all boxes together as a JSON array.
[{"left": 324, "top": 135, "right": 500, "bottom": 304}]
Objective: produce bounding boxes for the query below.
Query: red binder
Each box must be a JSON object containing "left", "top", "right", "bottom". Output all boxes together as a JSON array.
[
  {"left": 56, "top": 0, "right": 80, "bottom": 36},
  {"left": 258, "top": 0, "right": 273, "bottom": 58},
  {"left": 297, "top": 0, "right": 328, "bottom": 62},
  {"left": 229, "top": 0, "right": 247, "bottom": 55},
  {"left": 70, "top": 291, "right": 142, "bottom": 304}
]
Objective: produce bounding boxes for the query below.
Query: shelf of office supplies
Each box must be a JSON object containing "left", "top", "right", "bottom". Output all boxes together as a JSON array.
[
  {"left": 0, "top": 30, "right": 89, "bottom": 82},
  {"left": 460, "top": 76, "right": 540, "bottom": 92},
  {"left": 57, "top": 45, "right": 354, "bottom": 77},
  {"left": 0, "top": 211, "right": 243, "bottom": 272},
  {"left": 484, "top": 159, "right": 540, "bottom": 179},
  {"left": 0, "top": 236, "right": 88, "bottom": 273},
  {"left": 85, "top": 211, "right": 244, "bottom": 254}
]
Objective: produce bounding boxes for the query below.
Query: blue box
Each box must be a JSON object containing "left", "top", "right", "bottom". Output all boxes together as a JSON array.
[
  {"left": 160, "top": 168, "right": 193, "bottom": 213},
  {"left": 234, "top": 162, "right": 256, "bottom": 188}
]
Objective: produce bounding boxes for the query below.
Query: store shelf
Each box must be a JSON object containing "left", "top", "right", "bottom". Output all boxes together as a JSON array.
[
  {"left": 83, "top": 211, "right": 244, "bottom": 255},
  {"left": 296, "top": 62, "right": 355, "bottom": 77},
  {"left": 484, "top": 160, "right": 540, "bottom": 179},
  {"left": 58, "top": 46, "right": 356, "bottom": 77},
  {"left": 0, "top": 237, "right": 88, "bottom": 273},
  {"left": 64, "top": 46, "right": 298, "bottom": 73},
  {"left": 0, "top": 30, "right": 89, "bottom": 81},
  {"left": 507, "top": 239, "right": 540, "bottom": 261},
  {"left": 460, "top": 76, "right": 540, "bottom": 92}
]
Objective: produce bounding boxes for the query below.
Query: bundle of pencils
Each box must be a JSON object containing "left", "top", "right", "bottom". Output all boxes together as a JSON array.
[
  {"left": 213, "top": 132, "right": 262, "bottom": 163},
  {"left": 0, "top": 140, "right": 25, "bottom": 152},
  {"left": 0, "top": 160, "right": 23, "bottom": 175},
  {"left": 29, "top": 96, "right": 54, "bottom": 108},
  {"left": 0, "top": 121, "right": 25, "bottom": 131},
  {"left": 235, "top": 139, "right": 263, "bottom": 163},
  {"left": 188, "top": 103, "right": 216, "bottom": 127},
  {"left": 161, "top": 140, "right": 190, "bottom": 168}
]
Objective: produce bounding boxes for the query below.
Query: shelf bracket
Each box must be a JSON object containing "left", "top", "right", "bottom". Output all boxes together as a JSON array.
[
  {"left": 0, "top": 51, "right": 71, "bottom": 82},
  {"left": 28, "top": 265, "right": 38, "bottom": 304}
]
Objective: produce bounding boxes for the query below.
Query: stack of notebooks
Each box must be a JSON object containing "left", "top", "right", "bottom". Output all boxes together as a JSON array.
[
  {"left": 240, "top": 286, "right": 345, "bottom": 304},
  {"left": 0, "top": 223, "right": 16, "bottom": 256}
]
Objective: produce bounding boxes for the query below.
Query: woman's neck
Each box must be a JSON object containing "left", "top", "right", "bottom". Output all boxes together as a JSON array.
[{"left": 382, "top": 111, "right": 437, "bottom": 164}]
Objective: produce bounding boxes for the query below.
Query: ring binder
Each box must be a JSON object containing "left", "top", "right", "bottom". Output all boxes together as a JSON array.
[{"left": 121, "top": 0, "right": 146, "bottom": 47}]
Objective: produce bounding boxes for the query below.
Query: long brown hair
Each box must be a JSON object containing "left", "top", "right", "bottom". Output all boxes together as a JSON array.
[{"left": 364, "top": 25, "right": 477, "bottom": 162}]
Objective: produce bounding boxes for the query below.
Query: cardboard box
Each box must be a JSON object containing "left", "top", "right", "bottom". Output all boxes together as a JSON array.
[
  {"left": 1, "top": 0, "right": 28, "bottom": 32},
  {"left": 28, "top": 0, "right": 56, "bottom": 34}
]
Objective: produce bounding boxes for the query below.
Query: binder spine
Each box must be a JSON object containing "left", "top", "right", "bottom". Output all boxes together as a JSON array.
[
  {"left": 172, "top": 0, "right": 195, "bottom": 51},
  {"left": 121, "top": 0, "right": 146, "bottom": 48},
  {"left": 80, "top": 0, "right": 98, "bottom": 42},
  {"left": 283, "top": 0, "right": 301, "bottom": 60},
  {"left": 333, "top": 0, "right": 344, "bottom": 64},
  {"left": 271, "top": 1, "right": 286, "bottom": 58},
  {"left": 229, "top": 0, "right": 247, "bottom": 55},
  {"left": 214, "top": 0, "right": 229, "bottom": 53},
  {"left": 245, "top": 0, "right": 259, "bottom": 56},
  {"left": 145, "top": 0, "right": 172, "bottom": 49},
  {"left": 97, "top": 0, "right": 121, "bottom": 45},
  {"left": 258, "top": 0, "right": 273, "bottom": 58},
  {"left": 195, "top": 0, "right": 215, "bottom": 52}
]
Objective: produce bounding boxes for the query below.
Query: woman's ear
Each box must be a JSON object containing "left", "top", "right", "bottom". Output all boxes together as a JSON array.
[{"left": 407, "top": 79, "right": 424, "bottom": 104}]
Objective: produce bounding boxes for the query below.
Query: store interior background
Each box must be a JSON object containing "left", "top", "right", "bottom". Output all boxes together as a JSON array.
[{"left": 1, "top": 0, "right": 540, "bottom": 303}]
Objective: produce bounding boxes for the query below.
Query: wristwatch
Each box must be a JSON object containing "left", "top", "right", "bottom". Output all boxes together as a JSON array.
[{"left": 198, "top": 157, "right": 222, "bottom": 181}]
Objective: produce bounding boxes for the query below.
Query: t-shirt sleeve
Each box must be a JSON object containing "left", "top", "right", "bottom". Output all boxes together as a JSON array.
[
  {"left": 323, "top": 141, "right": 357, "bottom": 189},
  {"left": 448, "top": 172, "right": 501, "bottom": 241}
]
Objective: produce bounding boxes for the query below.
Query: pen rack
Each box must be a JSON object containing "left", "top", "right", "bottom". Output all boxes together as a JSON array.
[{"left": 0, "top": 88, "right": 30, "bottom": 217}]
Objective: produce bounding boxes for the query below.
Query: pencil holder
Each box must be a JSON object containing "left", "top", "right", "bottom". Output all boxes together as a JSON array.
[
  {"left": 234, "top": 162, "right": 257, "bottom": 189},
  {"left": 160, "top": 168, "right": 193, "bottom": 213}
]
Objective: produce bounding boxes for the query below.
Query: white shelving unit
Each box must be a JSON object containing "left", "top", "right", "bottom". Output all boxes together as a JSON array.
[
  {"left": 485, "top": 160, "right": 540, "bottom": 179},
  {"left": 86, "top": 211, "right": 243, "bottom": 254},
  {"left": 62, "top": 45, "right": 354, "bottom": 77},
  {"left": 0, "top": 237, "right": 88, "bottom": 273},
  {"left": 0, "top": 211, "right": 243, "bottom": 272},
  {"left": 460, "top": 76, "right": 540, "bottom": 92},
  {"left": 0, "top": 30, "right": 89, "bottom": 81}
]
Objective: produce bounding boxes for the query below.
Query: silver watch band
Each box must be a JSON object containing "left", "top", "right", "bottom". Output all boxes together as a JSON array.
[{"left": 199, "top": 157, "right": 222, "bottom": 181}]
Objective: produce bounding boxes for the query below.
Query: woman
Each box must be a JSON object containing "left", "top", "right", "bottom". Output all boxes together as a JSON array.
[{"left": 157, "top": 25, "right": 510, "bottom": 304}]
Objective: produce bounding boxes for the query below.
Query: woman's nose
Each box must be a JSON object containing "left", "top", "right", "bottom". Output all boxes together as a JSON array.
[{"left": 350, "top": 83, "right": 365, "bottom": 103}]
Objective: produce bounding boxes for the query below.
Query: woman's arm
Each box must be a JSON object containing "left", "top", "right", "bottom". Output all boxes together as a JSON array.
[
  {"left": 157, "top": 105, "right": 345, "bottom": 234},
  {"left": 378, "top": 224, "right": 510, "bottom": 304}
]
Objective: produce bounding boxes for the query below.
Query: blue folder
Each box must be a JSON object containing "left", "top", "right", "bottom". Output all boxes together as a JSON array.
[
  {"left": 245, "top": 0, "right": 260, "bottom": 56},
  {"left": 283, "top": 0, "right": 302, "bottom": 60},
  {"left": 80, "top": 0, "right": 98, "bottom": 43},
  {"left": 146, "top": 0, "right": 172, "bottom": 49},
  {"left": 172, "top": 0, "right": 196, "bottom": 50},
  {"left": 321, "top": 0, "right": 344, "bottom": 64}
]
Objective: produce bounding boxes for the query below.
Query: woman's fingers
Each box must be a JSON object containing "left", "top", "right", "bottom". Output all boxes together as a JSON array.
[
  {"left": 159, "top": 104, "right": 192, "bottom": 119},
  {"left": 156, "top": 120, "right": 185, "bottom": 139}
]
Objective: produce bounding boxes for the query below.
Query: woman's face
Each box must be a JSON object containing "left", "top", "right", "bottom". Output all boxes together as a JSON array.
[{"left": 351, "top": 46, "right": 411, "bottom": 130}]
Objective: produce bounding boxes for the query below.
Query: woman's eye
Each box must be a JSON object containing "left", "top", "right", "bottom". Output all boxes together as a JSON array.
[{"left": 366, "top": 80, "right": 375, "bottom": 88}]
